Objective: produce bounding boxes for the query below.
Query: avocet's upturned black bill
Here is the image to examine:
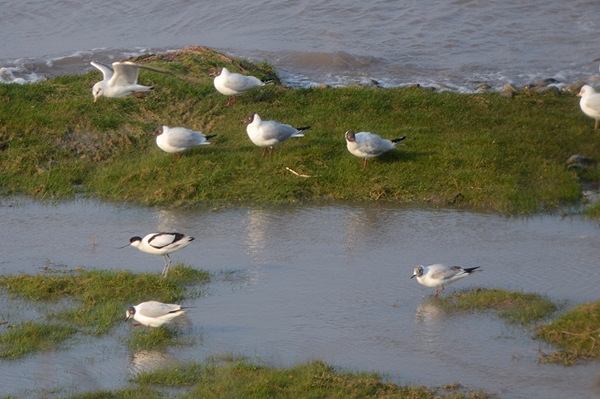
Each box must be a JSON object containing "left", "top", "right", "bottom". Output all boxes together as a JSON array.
[{"left": 128, "top": 232, "right": 194, "bottom": 277}]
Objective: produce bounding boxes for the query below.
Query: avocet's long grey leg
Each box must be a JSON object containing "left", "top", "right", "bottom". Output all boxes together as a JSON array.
[{"left": 161, "top": 254, "right": 172, "bottom": 278}]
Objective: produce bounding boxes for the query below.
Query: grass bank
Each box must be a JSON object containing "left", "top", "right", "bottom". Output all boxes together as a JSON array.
[{"left": 1, "top": 46, "right": 599, "bottom": 214}]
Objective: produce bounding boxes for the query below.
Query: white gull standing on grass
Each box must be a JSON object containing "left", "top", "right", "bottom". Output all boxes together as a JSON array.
[
  {"left": 210, "top": 67, "right": 272, "bottom": 106},
  {"left": 151, "top": 126, "right": 216, "bottom": 161},
  {"left": 90, "top": 61, "right": 170, "bottom": 102},
  {"left": 411, "top": 264, "right": 482, "bottom": 296},
  {"left": 577, "top": 84, "right": 600, "bottom": 130},
  {"left": 127, "top": 232, "right": 194, "bottom": 278},
  {"left": 241, "top": 113, "right": 310, "bottom": 157},
  {"left": 125, "top": 301, "right": 189, "bottom": 328},
  {"left": 345, "top": 130, "right": 406, "bottom": 170}
]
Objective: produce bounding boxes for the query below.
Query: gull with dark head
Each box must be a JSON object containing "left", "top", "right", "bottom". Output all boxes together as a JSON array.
[
  {"left": 577, "top": 84, "right": 600, "bottom": 130},
  {"left": 91, "top": 61, "right": 170, "bottom": 102},
  {"left": 125, "top": 301, "right": 189, "bottom": 328},
  {"left": 345, "top": 130, "right": 406, "bottom": 170},
  {"left": 411, "top": 264, "right": 482, "bottom": 296},
  {"left": 241, "top": 113, "right": 310, "bottom": 157},
  {"left": 128, "top": 232, "right": 194, "bottom": 277},
  {"left": 210, "top": 67, "right": 272, "bottom": 106},
  {"left": 151, "top": 126, "right": 216, "bottom": 161}
]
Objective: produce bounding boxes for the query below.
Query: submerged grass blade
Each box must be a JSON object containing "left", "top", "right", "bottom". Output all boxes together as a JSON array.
[
  {"left": 436, "top": 288, "right": 559, "bottom": 325},
  {"left": 126, "top": 326, "right": 196, "bottom": 352},
  {"left": 130, "top": 359, "right": 494, "bottom": 398}
]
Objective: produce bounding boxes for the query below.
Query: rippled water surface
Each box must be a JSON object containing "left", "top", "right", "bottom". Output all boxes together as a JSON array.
[
  {"left": 2, "top": 0, "right": 600, "bottom": 89},
  {"left": 1, "top": 199, "right": 600, "bottom": 398}
]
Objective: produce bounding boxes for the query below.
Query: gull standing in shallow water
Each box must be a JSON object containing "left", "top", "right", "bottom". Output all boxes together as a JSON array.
[
  {"left": 128, "top": 233, "right": 194, "bottom": 278},
  {"left": 577, "top": 84, "right": 600, "bottom": 129},
  {"left": 411, "top": 264, "right": 482, "bottom": 296},
  {"left": 345, "top": 130, "right": 406, "bottom": 170},
  {"left": 151, "top": 126, "right": 216, "bottom": 161},
  {"left": 241, "top": 113, "right": 310, "bottom": 157},
  {"left": 90, "top": 61, "right": 170, "bottom": 102},
  {"left": 211, "top": 67, "right": 272, "bottom": 106},
  {"left": 125, "top": 301, "right": 188, "bottom": 328}
]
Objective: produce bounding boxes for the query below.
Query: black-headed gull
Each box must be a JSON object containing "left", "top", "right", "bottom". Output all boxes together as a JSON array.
[
  {"left": 151, "top": 126, "right": 216, "bottom": 161},
  {"left": 91, "top": 61, "right": 170, "bottom": 102},
  {"left": 241, "top": 113, "right": 310, "bottom": 157},
  {"left": 345, "top": 130, "right": 406, "bottom": 170},
  {"left": 125, "top": 301, "right": 188, "bottom": 328},
  {"left": 210, "top": 67, "right": 272, "bottom": 106},
  {"left": 411, "top": 264, "right": 482, "bottom": 296},
  {"left": 128, "top": 232, "right": 194, "bottom": 278},
  {"left": 577, "top": 84, "right": 600, "bottom": 130}
]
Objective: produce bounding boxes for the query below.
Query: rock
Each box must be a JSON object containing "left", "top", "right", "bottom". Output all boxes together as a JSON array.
[
  {"left": 543, "top": 78, "right": 559, "bottom": 84},
  {"left": 500, "top": 90, "right": 515, "bottom": 98},
  {"left": 502, "top": 84, "right": 517, "bottom": 92},
  {"left": 476, "top": 83, "right": 491, "bottom": 90},
  {"left": 536, "top": 86, "right": 560, "bottom": 95},
  {"left": 429, "top": 82, "right": 450, "bottom": 90},
  {"left": 567, "top": 163, "right": 585, "bottom": 169},
  {"left": 586, "top": 76, "right": 600, "bottom": 83}
]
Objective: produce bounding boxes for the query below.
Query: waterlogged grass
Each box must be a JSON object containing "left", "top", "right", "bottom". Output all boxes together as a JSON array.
[
  {"left": 436, "top": 288, "right": 559, "bottom": 325},
  {"left": 0, "top": 321, "right": 77, "bottom": 359},
  {"left": 126, "top": 325, "right": 196, "bottom": 352},
  {"left": 1, "top": 46, "right": 597, "bottom": 213},
  {"left": 122, "top": 358, "right": 493, "bottom": 399},
  {"left": 0, "top": 265, "right": 208, "bottom": 358},
  {"left": 534, "top": 300, "right": 600, "bottom": 365}
]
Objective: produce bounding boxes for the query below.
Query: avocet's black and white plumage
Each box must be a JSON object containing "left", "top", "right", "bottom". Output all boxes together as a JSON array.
[
  {"left": 411, "top": 264, "right": 482, "bottom": 296},
  {"left": 90, "top": 61, "right": 170, "bottom": 102},
  {"left": 129, "top": 233, "right": 195, "bottom": 277},
  {"left": 345, "top": 130, "right": 406, "bottom": 170},
  {"left": 577, "top": 84, "right": 600, "bottom": 130},
  {"left": 151, "top": 126, "right": 216, "bottom": 161},
  {"left": 125, "top": 301, "right": 188, "bottom": 328},
  {"left": 210, "top": 67, "right": 272, "bottom": 106},
  {"left": 241, "top": 113, "right": 310, "bottom": 157}
]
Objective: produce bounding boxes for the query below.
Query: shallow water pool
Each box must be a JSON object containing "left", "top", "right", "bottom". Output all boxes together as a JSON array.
[{"left": 1, "top": 199, "right": 599, "bottom": 398}]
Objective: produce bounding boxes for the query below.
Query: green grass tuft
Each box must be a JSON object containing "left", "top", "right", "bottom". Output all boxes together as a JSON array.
[
  {"left": 0, "top": 321, "right": 77, "bottom": 359},
  {"left": 436, "top": 288, "right": 559, "bottom": 325},
  {"left": 534, "top": 300, "right": 600, "bottom": 365}
]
